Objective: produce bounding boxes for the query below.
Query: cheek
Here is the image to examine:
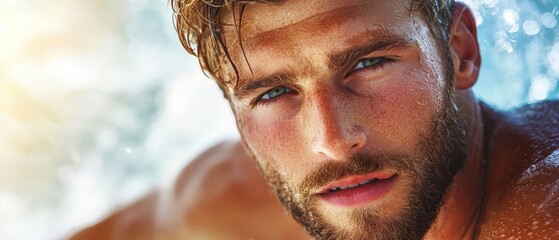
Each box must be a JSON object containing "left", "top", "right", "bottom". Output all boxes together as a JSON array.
[
  {"left": 237, "top": 108, "right": 304, "bottom": 174},
  {"left": 368, "top": 66, "right": 443, "bottom": 150}
]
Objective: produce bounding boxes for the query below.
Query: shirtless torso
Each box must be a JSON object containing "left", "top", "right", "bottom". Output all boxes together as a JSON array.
[
  {"left": 478, "top": 101, "right": 559, "bottom": 239},
  {"left": 70, "top": 101, "right": 559, "bottom": 239}
]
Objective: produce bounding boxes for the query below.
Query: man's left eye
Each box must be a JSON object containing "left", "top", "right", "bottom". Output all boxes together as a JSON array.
[
  {"left": 353, "top": 57, "right": 385, "bottom": 70},
  {"left": 261, "top": 86, "right": 292, "bottom": 100}
]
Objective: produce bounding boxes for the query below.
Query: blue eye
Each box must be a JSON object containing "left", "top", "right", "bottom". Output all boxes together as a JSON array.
[
  {"left": 261, "top": 86, "right": 291, "bottom": 100},
  {"left": 353, "top": 58, "right": 385, "bottom": 70}
]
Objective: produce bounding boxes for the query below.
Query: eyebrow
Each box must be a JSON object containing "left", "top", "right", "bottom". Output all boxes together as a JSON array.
[
  {"left": 329, "top": 35, "right": 413, "bottom": 70},
  {"left": 234, "top": 34, "right": 413, "bottom": 99},
  {"left": 234, "top": 70, "right": 296, "bottom": 99}
]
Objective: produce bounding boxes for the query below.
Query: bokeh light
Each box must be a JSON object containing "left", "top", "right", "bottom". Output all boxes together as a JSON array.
[{"left": 0, "top": 0, "right": 557, "bottom": 239}]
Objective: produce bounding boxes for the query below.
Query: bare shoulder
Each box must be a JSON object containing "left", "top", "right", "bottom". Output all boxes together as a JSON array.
[
  {"left": 480, "top": 100, "right": 559, "bottom": 239},
  {"left": 175, "top": 140, "right": 269, "bottom": 221},
  {"left": 68, "top": 142, "right": 250, "bottom": 240},
  {"left": 70, "top": 141, "right": 307, "bottom": 240},
  {"left": 176, "top": 140, "right": 308, "bottom": 239},
  {"left": 68, "top": 190, "right": 163, "bottom": 240}
]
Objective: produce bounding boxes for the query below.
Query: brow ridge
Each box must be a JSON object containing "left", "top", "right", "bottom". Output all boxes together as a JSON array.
[
  {"left": 234, "top": 71, "right": 295, "bottom": 99},
  {"left": 329, "top": 36, "right": 413, "bottom": 70},
  {"left": 234, "top": 33, "right": 413, "bottom": 99}
]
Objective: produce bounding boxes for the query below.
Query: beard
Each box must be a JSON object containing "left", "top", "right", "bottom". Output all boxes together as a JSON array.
[{"left": 246, "top": 86, "right": 468, "bottom": 240}]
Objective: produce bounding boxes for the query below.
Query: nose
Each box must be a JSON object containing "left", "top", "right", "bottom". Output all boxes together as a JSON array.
[{"left": 308, "top": 88, "right": 367, "bottom": 160}]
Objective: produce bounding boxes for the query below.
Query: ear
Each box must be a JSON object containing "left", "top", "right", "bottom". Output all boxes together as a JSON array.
[{"left": 449, "top": 2, "right": 481, "bottom": 90}]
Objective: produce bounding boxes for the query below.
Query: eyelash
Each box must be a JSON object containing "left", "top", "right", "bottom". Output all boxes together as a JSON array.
[
  {"left": 253, "top": 86, "right": 295, "bottom": 107},
  {"left": 349, "top": 57, "right": 394, "bottom": 75},
  {"left": 252, "top": 57, "right": 395, "bottom": 107}
]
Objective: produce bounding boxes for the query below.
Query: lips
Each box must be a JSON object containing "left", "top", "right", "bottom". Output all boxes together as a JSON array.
[
  {"left": 315, "top": 172, "right": 398, "bottom": 207},
  {"left": 325, "top": 178, "right": 379, "bottom": 192}
]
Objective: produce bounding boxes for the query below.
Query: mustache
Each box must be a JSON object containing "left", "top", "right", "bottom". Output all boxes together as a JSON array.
[{"left": 299, "top": 152, "right": 417, "bottom": 194}]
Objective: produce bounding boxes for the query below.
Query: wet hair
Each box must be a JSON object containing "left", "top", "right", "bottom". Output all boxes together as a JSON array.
[{"left": 170, "top": 0, "right": 455, "bottom": 93}]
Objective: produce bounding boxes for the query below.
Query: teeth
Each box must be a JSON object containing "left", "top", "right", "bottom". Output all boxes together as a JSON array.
[
  {"left": 327, "top": 178, "right": 378, "bottom": 192},
  {"left": 359, "top": 178, "right": 377, "bottom": 185},
  {"left": 358, "top": 179, "right": 372, "bottom": 185}
]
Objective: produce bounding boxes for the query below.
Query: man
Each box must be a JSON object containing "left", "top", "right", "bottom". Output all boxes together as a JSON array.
[
  {"left": 71, "top": 0, "right": 558, "bottom": 239},
  {"left": 170, "top": 0, "right": 559, "bottom": 238}
]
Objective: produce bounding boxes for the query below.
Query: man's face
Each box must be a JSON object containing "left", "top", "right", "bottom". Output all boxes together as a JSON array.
[{"left": 225, "top": 0, "right": 467, "bottom": 239}]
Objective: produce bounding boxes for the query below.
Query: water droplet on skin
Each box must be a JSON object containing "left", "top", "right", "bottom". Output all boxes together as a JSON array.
[{"left": 525, "top": 164, "right": 537, "bottom": 177}]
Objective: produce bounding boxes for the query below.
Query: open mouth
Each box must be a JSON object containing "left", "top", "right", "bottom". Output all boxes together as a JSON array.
[
  {"left": 316, "top": 174, "right": 398, "bottom": 207},
  {"left": 325, "top": 178, "right": 380, "bottom": 192}
]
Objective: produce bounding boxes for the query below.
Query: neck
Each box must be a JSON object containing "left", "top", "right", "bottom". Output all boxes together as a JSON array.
[{"left": 425, "top": 92, "right": 487, "bottom": 239}]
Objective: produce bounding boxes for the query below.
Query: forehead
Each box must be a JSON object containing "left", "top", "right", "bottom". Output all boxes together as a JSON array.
[
  {"left": 221, "top": 0, "right": 421, "bottom": 85},
  {"left": 240, "top": 0, "right": 411, "bottom": 41}
]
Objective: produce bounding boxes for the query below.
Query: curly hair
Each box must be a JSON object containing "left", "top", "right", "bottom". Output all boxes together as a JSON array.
[{"left": 170, "top": 0, "right": 455, "bottom": 93}]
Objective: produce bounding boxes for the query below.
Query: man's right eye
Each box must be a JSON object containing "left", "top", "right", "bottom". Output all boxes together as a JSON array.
[{"left": 259, "top": 86, "right": 292, "bottom": 101}]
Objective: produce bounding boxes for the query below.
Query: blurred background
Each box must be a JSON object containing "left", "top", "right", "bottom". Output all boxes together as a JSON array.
[{"left": 0, "top": 0, "right": 557, "bottom": 239}]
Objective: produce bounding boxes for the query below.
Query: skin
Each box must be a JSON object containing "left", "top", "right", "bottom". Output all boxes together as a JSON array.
[
  {"left": 227, "top": 0, "right": 477, "bottom": 238},
  {"left": 223, "top": 0, "right": 559, "bottom": 238},
  {"left": 69, "top": 141, "right": 309, "bottom": 240},
  {"left": 70, "top": 0, "right": 559, "bottom": 239}
]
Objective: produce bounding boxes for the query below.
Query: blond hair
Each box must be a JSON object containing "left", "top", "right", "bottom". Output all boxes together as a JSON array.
[{"left": 170, "top": 0, "right": 455, "bottom": 92}]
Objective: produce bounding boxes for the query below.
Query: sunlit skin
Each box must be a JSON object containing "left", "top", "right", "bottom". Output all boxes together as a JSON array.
[
  {"left": 69, "top": 0, "right": 559, "bottom": 239},
  {"left": 69, "top": 141, "right": 309, "bottom": 240},
  {"left": 224, "top": 0, "right": 479, "bottom": 238},
  {"left": 223, "top": 0, "right": 559, "bottom": 239}
]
